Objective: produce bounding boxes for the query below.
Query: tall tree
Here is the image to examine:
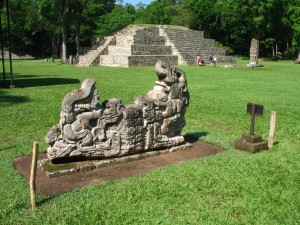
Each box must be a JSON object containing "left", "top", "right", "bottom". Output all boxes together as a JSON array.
[
  {"left": 71, "top": 0, "right": 89, "bottom": 62},
  {"left": 81, "top": 0, "right": 115, "bottom": 46},
  {"left": 288, "top": 0, "right": 300, "bottom": 61},
  {"left": 1, "top": 0, "right": 38, "bottom": 54},
  {"left": 38, "top": 0, "right": 71, "bottom": 63},
  {"left": 95, "top": 3, "right": 135, "bottom": 38}
]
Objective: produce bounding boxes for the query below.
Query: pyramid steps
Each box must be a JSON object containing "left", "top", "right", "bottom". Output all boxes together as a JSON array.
[{"left": 77, "top": 25, "right": 235, "bottom": 67}]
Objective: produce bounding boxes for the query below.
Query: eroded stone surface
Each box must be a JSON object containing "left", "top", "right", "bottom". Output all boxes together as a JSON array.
[
  {"left": 46, "top": 61, "right": 189, "bottom": 161},
  {"left": 248, "top": 38, "right": 260, "bottom": 67},
  {"left": 39, "top": 142, "right": 192, "bottom": 178}
]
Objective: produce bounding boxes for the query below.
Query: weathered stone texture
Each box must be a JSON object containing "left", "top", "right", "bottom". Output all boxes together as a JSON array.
[
  {"left": 77, "top": 25, "right": 236, "bottom": 67},
  {"left": 248, "top": 38, "right": 260, "bottom": 67},
  {"left": 46, "top": 61, "right": 189, "bottom": 162}
]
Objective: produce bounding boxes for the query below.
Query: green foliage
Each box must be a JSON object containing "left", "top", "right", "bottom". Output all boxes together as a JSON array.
[
  {"left": 0, "top": 0, "right": 41, "bottom": 54},
  {"left": 1, "top": 60, "right": 300, "bottom": 224},
  {"left": 214, "top": 41, "right": 234, "bottom": 55},
  {"left": 95, "top": 4, "right": 135, "bottom": 38},
  {"left": 82, "top": 0, "right": 116, "bottom": 41},
  {"left": 1, "top": 0, "right": 300, "bottom": 58},
  {"left": 288, "top": 0, "right": 300, "bottom": 47}
]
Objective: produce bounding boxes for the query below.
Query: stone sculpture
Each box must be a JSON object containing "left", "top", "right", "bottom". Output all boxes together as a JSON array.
[
  {"left": 45, "top": 60, "right": 189, "bottom": 162},
  {"left": 248, "top": 38, "right": 260, "bottom": 67}
]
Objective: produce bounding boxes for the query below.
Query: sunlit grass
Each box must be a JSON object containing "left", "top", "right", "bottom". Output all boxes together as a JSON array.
[{"left": 0, "top": 59, "right": 300, "bottom": 224}]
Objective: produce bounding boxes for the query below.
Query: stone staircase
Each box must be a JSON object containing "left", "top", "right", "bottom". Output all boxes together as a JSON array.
[
  {"left": 161, "top": 26, "right": 235, "bottom": 65},
  {"left": 77, "top": 25, "right": 235, "bottom": 67},
  {"left": 99, "top": 26, "right": 178, "bottom": 67},
  {"left": 77, "top": 36, "right": 116, "bottom": 67}
]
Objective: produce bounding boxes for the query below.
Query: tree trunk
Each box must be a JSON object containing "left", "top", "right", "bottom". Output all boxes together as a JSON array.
[
  {"left": 75, "top": 15, "right": 81, "bottom": 63},
  {"left": 51, "top": 32, "right": 58, "bottom": 58},
  {"left": 298, "top": 47, "right": 300, "bottom": 62},
  {"left": 61, "top": 25, "right": 67, "bottom": 63}
]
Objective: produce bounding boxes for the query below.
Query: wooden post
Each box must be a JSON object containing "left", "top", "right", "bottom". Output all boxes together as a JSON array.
[
  {"left": 268, "top": 111, "right": 276, "bottom": 149},
  {"left": 30, "top": 142, "right": 39, "bottom": 211},
  {"left": 250, "top": 104, "right": 256, "bottom": 135}
]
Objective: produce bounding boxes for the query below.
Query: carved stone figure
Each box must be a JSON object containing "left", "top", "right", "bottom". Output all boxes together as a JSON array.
[
  {"left": 45, "top": 60, "right": 189, "bottom": 162},
  {"left": 249, "top": 38, "right": 259, "bottom": 67}
]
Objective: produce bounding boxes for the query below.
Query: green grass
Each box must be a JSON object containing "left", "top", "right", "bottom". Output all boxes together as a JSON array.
[{"left": 1, "top": 59, "right": 300, "bottom": 224}]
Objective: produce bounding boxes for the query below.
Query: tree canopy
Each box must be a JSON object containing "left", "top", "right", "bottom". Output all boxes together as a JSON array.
[{"left": 1, "top": 0, "right": 299, "bottom": 59}]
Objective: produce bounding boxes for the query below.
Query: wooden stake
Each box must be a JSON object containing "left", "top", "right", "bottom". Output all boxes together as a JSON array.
[
  {"left": 30, "top": 142, "right": 39, "bottom": 211},
  {"left": 268, "top": 111, "right": 276, "bottom": 149}
]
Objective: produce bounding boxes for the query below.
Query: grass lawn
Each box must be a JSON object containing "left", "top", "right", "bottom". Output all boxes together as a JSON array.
[{"left": 0, "top": 59, "right": 300, "bottom": 224}]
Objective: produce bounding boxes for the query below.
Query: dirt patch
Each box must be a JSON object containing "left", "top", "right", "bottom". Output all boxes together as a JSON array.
[{"left": 14, "top": 136, "right": 224, "bottom": 197}]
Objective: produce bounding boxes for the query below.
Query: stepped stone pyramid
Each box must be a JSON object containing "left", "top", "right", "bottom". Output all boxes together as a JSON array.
[{"left": 77, "top": 25, "right": 235, "bottom": 67}]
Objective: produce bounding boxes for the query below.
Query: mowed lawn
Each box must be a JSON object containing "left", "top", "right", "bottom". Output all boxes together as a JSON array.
[{"left": 0, "top": 59, "right": 300, "bottom": 224}]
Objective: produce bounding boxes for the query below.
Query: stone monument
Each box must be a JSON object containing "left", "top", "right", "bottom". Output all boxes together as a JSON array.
[
  {"left": 45, "top": 60, "right": 189, "bottom": 163},
  {"left": 247, "top": 38, "right": 260, "bottom": 67}
]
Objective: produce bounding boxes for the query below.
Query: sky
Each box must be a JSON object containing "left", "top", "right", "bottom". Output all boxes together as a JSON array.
[{"left": 123, "top": 0, "right": 153, "bottom": 6}]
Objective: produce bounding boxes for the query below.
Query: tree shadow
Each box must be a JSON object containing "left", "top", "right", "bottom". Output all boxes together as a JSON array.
[
  {"left": 184, "top": 132, "right": 208, "bottom": 143},
  {"left": 13, "top": 77, "right": 80, "bottom": 88},
  {"left": 0, "top": 94, "right": 31, "bottom": 105},
  {"left": 13, "top": 74, "right": 59, "bottom": 79}
]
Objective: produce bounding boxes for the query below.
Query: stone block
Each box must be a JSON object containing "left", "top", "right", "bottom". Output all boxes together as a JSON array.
[
  {"left": 131, "top": 45, "right": 172, "bottom": 55},
  {"left": 128, "top": 55, "right": 178, "bottom": 67},
  {"left": 241, "top": 134, "right": 262, "bottom": 143},
  {"left": 234, "top": 134, "right": 268, "bottom": 153},
  {"left": 133, "top": 36, "right": 166, "bottom": 45}
]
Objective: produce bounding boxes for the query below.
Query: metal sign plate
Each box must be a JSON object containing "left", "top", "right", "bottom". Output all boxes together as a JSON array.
[{"left": 247, "top": 103, "right": 264, "bottom": 116}]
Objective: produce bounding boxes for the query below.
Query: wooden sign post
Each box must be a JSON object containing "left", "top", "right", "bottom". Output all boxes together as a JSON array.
[
  {"left": 30, "top": 142, "right": 39, "bottom": 211},
  {"left": 235, "top": 103, "right": 268, "bottom": 153},
  {"left": 268, "top": 111, "right": 276, "bottom": 149},
  {"left": 247, "top": 102, "right": 264, "bottom": 135}
]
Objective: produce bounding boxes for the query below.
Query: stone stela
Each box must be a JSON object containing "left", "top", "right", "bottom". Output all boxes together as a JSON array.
[
  {"left": 247, "top": 38, "right": 262, "bottom": 68},
  {"left": 235, "top": 102, "right": 268, "bottom": 153}
]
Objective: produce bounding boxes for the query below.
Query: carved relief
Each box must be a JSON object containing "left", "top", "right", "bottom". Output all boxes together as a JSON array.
[
  {"left": 249, "top": 38, "right": 259, "bottom": 66},
  {"left": 46, "top": 61, "right": 189, "bottom": 161}
]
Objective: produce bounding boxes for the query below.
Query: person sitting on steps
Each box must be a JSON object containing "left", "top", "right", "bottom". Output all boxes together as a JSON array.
[{"left": 196, "top": 55, "right": 204, "bottom": 66}]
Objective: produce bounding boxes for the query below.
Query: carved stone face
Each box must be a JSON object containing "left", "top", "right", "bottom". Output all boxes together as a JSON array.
[{"left": 103, "top": 99, "right": 121, "bottom": 116}]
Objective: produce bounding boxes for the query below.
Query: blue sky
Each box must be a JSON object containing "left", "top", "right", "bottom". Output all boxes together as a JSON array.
[{"left": 123, "top": 0, "right": 153, "bottom": 6}]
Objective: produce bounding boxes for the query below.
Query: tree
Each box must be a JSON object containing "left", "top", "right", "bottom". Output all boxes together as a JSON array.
[
  {"left": 1, "top": 0, "right": 40, "bottom": 54},
  {"left": 288, "top": 0, "right": 300, "bottom": 61},
  {"left": 95, "top": 3, "right": 135, "bottom": 38},
  {"left": 81, "top": 0, "right": 115, "bottom": 46},
  {"left": 38, "top": 0, "right": 72, "bottom": 63},
  {"left": 135, "top": 2, "right": 146, "bottom": 10},
  {"left": 169, "top": 0, "right": 193, "bottom": 27},
  {"left": 70, "top": 0, "right": 89, "bottom": 62}
]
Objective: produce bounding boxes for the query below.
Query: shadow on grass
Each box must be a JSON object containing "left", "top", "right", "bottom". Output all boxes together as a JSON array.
[
  {"left": 37, "top": 196, "right": 57, "bottom": 206},
  {"left": 0, "top": 90, "right": 31, "bottom": 105},
  {"left": 184, "top": 132, "right": 208, "bottom": 143},
  {"left": 0, "top": 95, "right": 30, "bottom": 104},
  {"left": 13, "top": 74, "right": 59, "bottom": 79},
  {"left": 13, "top": 77, "right": 80, "bottom": 88}
]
